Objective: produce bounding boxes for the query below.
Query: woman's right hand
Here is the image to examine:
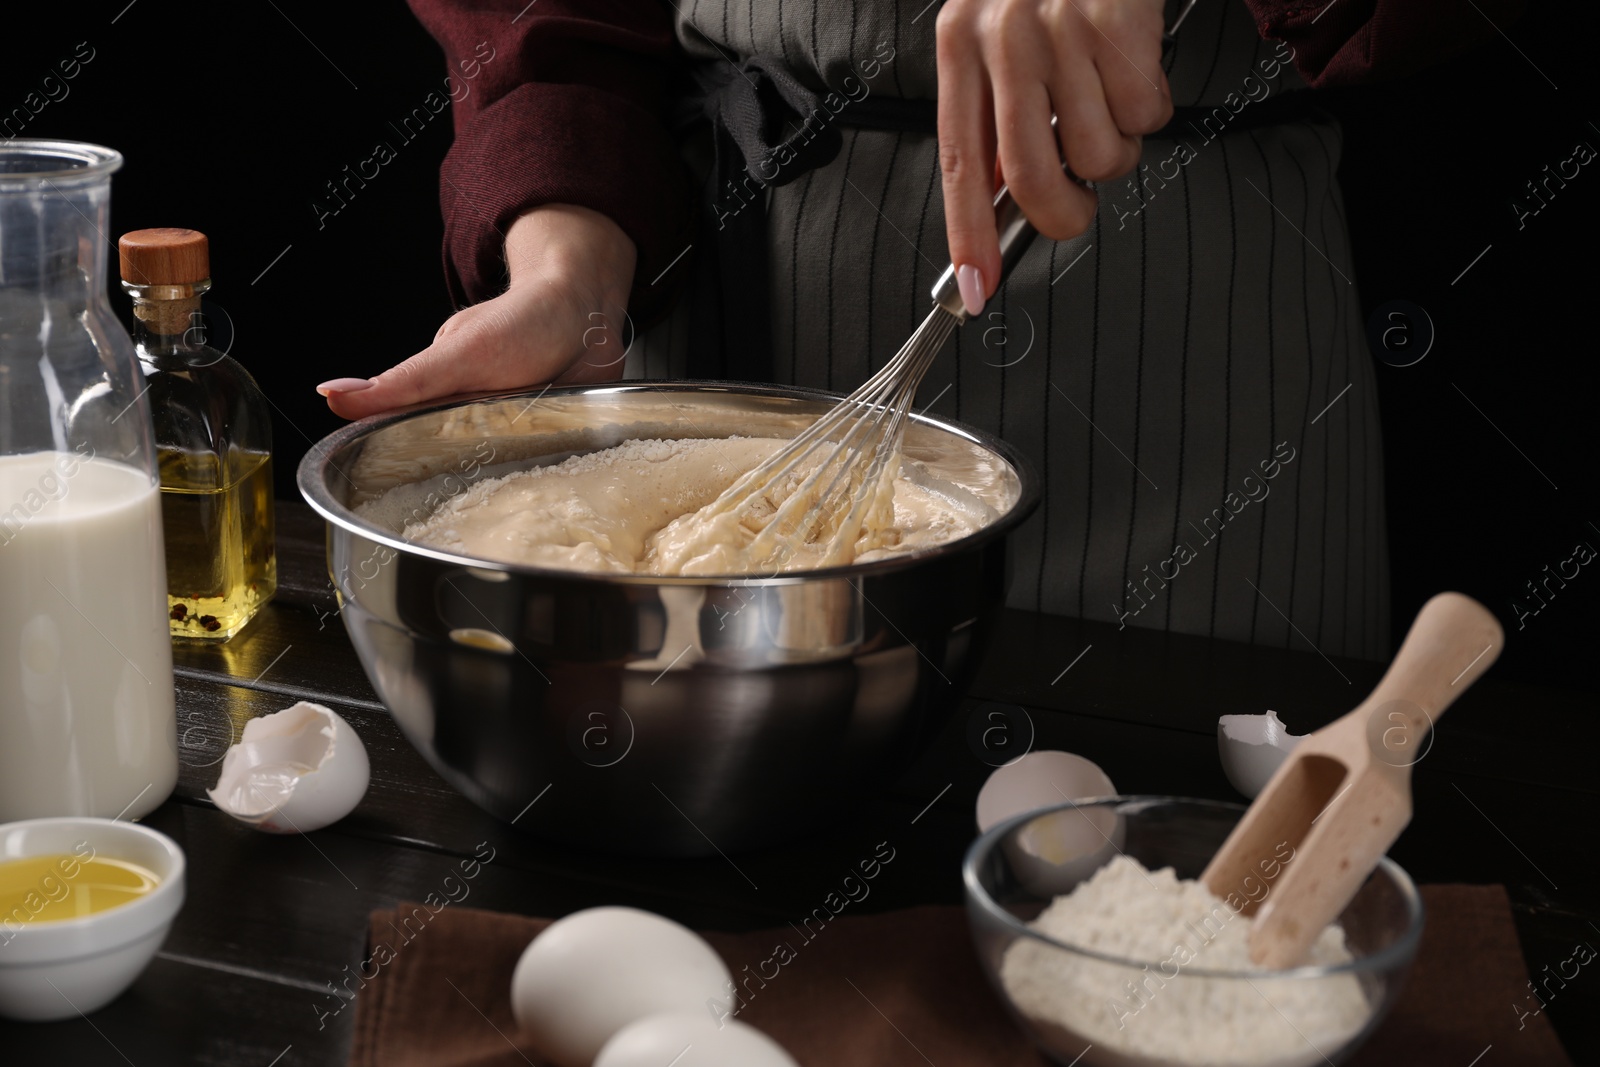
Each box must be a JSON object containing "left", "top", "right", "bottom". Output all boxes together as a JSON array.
[
  {"left": 936, "top": 0, "right": 1171, "bottom": 316},
  {"left": 318, "top": 203, "right": 637, "bottom": 421}
]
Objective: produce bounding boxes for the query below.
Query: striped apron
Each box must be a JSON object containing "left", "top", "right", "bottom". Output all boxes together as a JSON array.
[{"left": 628, "top": 0, "right": 1390, "bottom": 660}]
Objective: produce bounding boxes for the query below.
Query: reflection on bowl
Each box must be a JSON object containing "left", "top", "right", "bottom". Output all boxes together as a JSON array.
[
  {"left": 963, "top": 797, "right": 1422, "bottom": 1067},
  {"left": 298, "top": 382, "right": 1039, "bottom": 856}
]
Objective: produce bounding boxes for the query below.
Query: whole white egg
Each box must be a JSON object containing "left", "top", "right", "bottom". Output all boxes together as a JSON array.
[
  {"left": 594, "top": 1011, "right": 799, "bottom": 1067},
  {"left": 207, "top": 701, "right": 370, "bottom": 834},
  {"left": 976, "top": 750, "right": 1124, "bottom": 896},
  {"left": 510, "top": 907, "right": 734, "bottom": 1067},
  {"left": 975, "top": 749, "right": 1116, "bottom": 832}
]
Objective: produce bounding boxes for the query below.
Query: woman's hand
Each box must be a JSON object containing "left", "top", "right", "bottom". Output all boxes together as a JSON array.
[
  {"left": 318, "top": 204, "right": 637, "bottom": 420},
  {"left": 936, "top": 0, "right": 1171, "bottom": 315}
]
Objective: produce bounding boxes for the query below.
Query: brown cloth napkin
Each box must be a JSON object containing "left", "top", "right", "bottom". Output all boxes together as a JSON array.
[{"left": 348, "top": 885, "right": 1572, "bottom": 1067}]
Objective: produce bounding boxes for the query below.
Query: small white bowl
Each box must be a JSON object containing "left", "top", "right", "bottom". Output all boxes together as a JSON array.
[{"left": 0, "top": 817, "right": 186, "bottom": 1022}]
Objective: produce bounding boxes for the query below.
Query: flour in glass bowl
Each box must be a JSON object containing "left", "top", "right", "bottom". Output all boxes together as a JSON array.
[{"left": 999, "top": 856, "right": 1373, "bottom": 1067}]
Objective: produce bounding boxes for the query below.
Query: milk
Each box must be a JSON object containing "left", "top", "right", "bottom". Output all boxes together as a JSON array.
[{"left": 0, "top": 451, "right": 177, "bottom": 821}]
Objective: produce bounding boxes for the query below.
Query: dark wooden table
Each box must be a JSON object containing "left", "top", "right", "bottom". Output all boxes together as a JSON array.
[{"left": 4, "top": 502, "right": 1594, "bottom": 1066}]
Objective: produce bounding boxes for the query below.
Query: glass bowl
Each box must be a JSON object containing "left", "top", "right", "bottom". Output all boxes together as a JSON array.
[{"left": 963, "top": 797, "right": 1422, "bottom": 1067}]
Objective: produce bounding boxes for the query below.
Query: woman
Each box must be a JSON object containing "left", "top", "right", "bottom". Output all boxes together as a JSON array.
[{"left": 316, "top": 0, "right": 1503, "bottom": 659}]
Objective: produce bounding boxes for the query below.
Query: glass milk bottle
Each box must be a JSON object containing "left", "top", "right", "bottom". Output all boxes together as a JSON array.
[
  {"left": 119, "top": 228, "right": 277, "bottom": 640},
  {"left": 0, "top": 141, "right": 177, "bottom": 822}
]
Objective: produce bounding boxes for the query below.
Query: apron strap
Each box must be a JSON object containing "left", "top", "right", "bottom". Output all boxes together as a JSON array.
[
  {"left": 696, "top": 55, "right": 846, "bottom": 187},
  {"left": 687, "top": 54, "right": 846, "bottom": 383},
  {"left": 827, "top": 93, "right": 1316, "bottom": 138}
]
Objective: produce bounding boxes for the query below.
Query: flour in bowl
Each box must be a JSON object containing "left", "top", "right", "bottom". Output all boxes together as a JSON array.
[{"left": 1000, "top": 855, "right": 1372, "bottom": 1067}]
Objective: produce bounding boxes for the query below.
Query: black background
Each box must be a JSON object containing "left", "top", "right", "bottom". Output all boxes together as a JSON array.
[{"left": 4, "top": 0, "right": 1596, "bottom": 691}]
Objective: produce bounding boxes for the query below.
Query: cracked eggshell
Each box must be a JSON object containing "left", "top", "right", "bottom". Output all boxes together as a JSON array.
[
  {"left": 595, "top": 1012, "right": 799, "bottom": 1067},
  {"left": 1217, "top": 709, "right": 1304, "bottom": 798},
  {"left": 207, "top": 702, "right": 370, "bottom": 833}
]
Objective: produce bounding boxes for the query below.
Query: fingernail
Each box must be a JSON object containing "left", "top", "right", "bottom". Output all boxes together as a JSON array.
[
  {"left": 317, "top": 377, "right": 375, "bottom": 396},
  {"left": 956, "top": 264, "right": 986, "bottom": 317}
]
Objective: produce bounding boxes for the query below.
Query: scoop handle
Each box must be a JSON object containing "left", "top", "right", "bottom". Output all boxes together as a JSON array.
[{"left": 1358, "top": 592, "right": 1504, "bottom": 744}]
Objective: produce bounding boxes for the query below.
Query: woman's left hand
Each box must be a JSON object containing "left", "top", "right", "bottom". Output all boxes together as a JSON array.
[{"left": 936, "top": 0, "right": 1172, "bottom": 315}]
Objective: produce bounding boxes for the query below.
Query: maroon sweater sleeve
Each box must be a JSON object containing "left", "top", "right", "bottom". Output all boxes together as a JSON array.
[
  {"left": 1242, "top": 0, "right": 1528, "bottom": 87},
  {"left": 405, "top": 0, "right": 693, "bottom": 320}
]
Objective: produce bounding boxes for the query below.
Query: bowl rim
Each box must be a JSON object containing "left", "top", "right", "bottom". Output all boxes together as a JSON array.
[
  {"left": 0, "top": 816, "right": 185, "bottom": 954},
  {"left": 962, "top": 795, "right": 1425, "bottom": 980},
  {"left": 296, "top": 379, "right": 1043, "bottom": 585}
]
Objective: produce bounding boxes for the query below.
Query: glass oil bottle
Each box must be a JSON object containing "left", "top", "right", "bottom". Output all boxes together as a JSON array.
[{"left": 119, "top": 227, "right": 276, "bottom": 639}]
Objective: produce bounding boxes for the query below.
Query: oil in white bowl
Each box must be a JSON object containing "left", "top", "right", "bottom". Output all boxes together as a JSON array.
[{"left": 0, "top": 853, "right": 162, "bottom": 925}]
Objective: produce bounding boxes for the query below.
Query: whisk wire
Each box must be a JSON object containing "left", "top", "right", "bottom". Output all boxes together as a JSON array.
[{"left": 728, "top": 305, "right": 960, "bottom": 569}]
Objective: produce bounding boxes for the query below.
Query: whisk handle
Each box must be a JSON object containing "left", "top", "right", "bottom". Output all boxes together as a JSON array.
[{"left": 931, "top": 185, "right": 1040, "bottom": 319}]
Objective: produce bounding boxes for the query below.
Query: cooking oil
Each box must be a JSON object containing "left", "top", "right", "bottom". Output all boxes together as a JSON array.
[
  {"left": 120, "top": 227, "right": 278, "bottom": 643},
  {"left": 160, "top": 448, "right": 276, "bottom": 640},
  {"left": 0, "top": 853, "right": 162, "bottom": 925}
]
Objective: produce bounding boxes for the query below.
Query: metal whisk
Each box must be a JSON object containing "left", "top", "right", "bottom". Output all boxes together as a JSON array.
[
  {"left": 686, "top": 184, "right": 1043, "bottom": 571},
  {"left": 689, "top": 0, "right": 1201, "bottom": 571}
]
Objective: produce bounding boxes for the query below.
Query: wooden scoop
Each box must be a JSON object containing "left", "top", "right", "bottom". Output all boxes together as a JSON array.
[{"left": 1201, "top": 592, "right": 1504, "bottom": 968}]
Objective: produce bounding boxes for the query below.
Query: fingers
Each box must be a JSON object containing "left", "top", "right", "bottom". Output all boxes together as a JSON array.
[
  {"left": 318, "top": 277, "right": 631, "bottom": 420},
  {"left": 937, "top": 1, "right": 1000, "bottom": 316},
  {"left": 1050, "top": 0, "right": 1166, "bottom": 184},
  {"left": 319, "top": 204, "right": 638, "bottom": 421},
  {"left": 995, "top": 77, "right": 1098, "bottom": 241},
  {"left": 1088, "top": 0, "right": 1172, "bottom": 137},
  {"left": 938, "top": 0, "right": 1170, "bottom": 302},
  {"left": 1050, "top": 49, "right": 1141, "bottom": 184},
  {"left": 319, "top": 295, "right": 522, "bottom": 420},
  {"left": 319, "top": 328, "right": 473, "bottom": 421}
]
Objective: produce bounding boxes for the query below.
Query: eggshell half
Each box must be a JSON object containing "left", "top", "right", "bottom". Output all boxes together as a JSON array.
[
  {"left": 207, "top": 701, "right": 370, "bottom": 834},
  {"left": 1217, "top": 709, "right": 1304, "bottom": 798}
]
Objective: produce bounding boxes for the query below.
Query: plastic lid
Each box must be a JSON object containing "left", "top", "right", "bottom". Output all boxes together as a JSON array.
[{"left": 119, "top": 228, "right": 209, "bottom": 286}]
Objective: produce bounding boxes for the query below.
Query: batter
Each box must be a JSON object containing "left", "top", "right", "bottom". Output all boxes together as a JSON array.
[{"left": 398, "top": 437, "right": 994, "bottom": 575}]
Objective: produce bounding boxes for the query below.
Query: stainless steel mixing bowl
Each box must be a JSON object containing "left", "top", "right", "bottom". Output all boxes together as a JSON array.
[{"left": 297, "top": 382, "right": 1039, "bottom": 855}]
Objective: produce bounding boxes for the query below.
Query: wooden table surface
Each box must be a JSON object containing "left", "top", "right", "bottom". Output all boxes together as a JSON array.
[{"left": 3, "top": 501, "right": 1593, "bottom": 1066}]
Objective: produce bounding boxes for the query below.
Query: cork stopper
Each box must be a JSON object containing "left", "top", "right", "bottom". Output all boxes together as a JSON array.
[
  {"left": 119, "top": 228, "right": 210, "bottom": 287},
  {"left": 120, "top": 228, "right": 210, "bottom": 338}
]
